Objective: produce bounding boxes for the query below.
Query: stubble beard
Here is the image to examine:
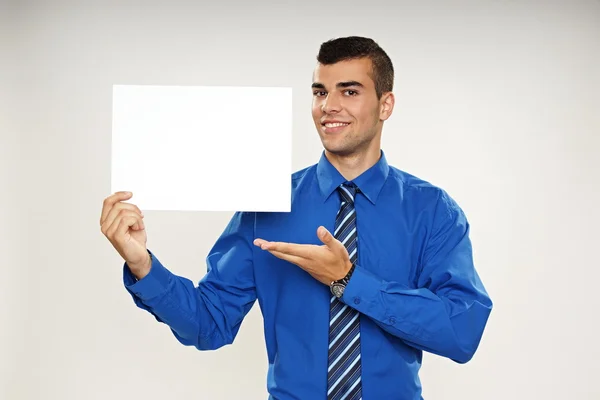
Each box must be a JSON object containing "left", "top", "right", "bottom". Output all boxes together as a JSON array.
[{"left": 322, "top": 128, "right": 376, "bottom": 158}]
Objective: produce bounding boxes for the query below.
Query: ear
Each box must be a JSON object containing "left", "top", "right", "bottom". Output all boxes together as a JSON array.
[{"left": 380, "top": 92, "right": 395, "bottom": 121}]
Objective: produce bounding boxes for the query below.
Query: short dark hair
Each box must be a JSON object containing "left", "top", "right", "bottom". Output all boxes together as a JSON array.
[{"left": 316, "top": 36, "right": 394, "bottom": 99}]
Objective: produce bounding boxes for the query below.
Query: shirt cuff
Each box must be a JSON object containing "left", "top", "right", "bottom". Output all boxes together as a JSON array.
[
  {"left": 123, "top": 250, "right": 173, "bottom": 301},
  {"left": 341, "top": 263, "right": 384, "bottom": 316}
]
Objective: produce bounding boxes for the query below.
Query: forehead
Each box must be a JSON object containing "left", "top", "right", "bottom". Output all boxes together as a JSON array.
[{"left": 312, "top": 58, "right": 375, "bottom": 87}]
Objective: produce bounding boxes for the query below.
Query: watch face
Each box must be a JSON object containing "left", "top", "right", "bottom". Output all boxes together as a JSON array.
[{"left": 331, "top": 283, "right": 345, "bottom": 298}]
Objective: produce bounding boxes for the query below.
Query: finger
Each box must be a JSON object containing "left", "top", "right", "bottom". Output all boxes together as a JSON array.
[
  {"left": 101, "top": 191, "right": 133, "bottom": 225},
  {"left": 102, "top": 207, "right": 130, "bottom": 236},
  {"left": 114, "top": 215, "right": 143, "bottom": 244},
  {"left": 100, "top": 191, "right": 132, "bottom": 224},
  {"left": 104, "top": 210, "right": 134, "bottom": 238},
  {"left": 268, "top": 250, "right": 305, "bottom": 267},
  {"left": 317, "top": 226, "right": 335, "bottom": 246},
  {"left": 102, "top": 202, "right": 144, "bottom": 232},
  {"left": 317, "top": 226, "right": 344, "bottom": 253},
  {"left": 253, "top": 238, "right": 268, "bottom": 248},
  {"left": 262, "top": 241, "right": 313, "bottom": 258},
  {"left": 105, "top": 210, "right": 144, "bottom": 239}
]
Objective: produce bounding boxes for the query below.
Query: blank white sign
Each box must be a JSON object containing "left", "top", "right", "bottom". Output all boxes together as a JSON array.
[{"left": 111, "top": 84, "right": 292, "bottom": 212}]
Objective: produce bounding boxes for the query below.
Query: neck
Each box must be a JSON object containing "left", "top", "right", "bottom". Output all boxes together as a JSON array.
[{"left": 325, "top": 142, "right": 381, "bottom": 181}]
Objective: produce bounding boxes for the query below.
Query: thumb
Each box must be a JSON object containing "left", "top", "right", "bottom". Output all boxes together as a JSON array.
[{"left": 317, "top": 226, "right": 336, "bottom": 248}]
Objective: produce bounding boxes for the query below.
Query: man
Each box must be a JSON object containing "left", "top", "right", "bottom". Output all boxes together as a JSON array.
[{"left": 100, "top": 36, "right": 492, "bottom": 400}]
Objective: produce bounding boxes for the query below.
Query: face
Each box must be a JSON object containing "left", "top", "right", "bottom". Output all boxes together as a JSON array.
[{"left": 311, "top": 57, "right": 393, "bottom": 157}]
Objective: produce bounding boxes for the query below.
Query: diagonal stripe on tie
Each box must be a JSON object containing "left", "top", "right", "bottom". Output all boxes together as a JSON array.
[{"left": 327, "top": 182, "right": 362, "bottom": 400}]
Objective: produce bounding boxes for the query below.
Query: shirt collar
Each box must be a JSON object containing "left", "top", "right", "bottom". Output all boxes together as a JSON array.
[{"left": 316, "top": 149, "right": 390, "bottom": 204}]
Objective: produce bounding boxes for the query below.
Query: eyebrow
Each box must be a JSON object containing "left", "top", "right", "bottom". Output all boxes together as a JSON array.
[{"left": 311, "top": 81, "right": 364, "bottom": 89}]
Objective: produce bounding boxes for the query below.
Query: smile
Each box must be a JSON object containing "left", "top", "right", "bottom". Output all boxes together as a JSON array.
[
  {"left": 321, "top": 122, "right": 351, "bottom": 134},
  {"left": 324, "top": 122, "right": 350, "bottom": 128}
]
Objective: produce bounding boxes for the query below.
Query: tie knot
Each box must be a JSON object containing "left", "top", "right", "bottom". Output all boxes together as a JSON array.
[{"left": 338, "top": 182, "right": 358, "bottom": 204}]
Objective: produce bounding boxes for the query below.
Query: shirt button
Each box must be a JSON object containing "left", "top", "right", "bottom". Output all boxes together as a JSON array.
[
  {"left": 353, "top": 297, "right": 360, "bottom": 305},
  {"left": 389, "top": 317, "right": 396, "bottom": 324}
]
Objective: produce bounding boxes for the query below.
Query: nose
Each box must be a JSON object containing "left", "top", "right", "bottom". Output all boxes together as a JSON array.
[{"left": 321, "top": 93, "right": 341, "bottom": 114}]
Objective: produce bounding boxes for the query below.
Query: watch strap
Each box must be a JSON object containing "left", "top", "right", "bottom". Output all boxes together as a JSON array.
[{"left": 338, "top": 262, "right": 355, "bottom": 285}]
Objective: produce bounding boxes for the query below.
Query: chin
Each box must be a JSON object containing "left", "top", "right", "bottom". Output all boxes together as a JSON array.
[{"left": 322, "top": 143, "right": 355, "bottom": 156}]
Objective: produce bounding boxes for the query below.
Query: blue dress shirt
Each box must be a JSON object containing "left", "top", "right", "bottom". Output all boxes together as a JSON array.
[{"left": 123, "top": 150, "right": 493, "bottom": 400}]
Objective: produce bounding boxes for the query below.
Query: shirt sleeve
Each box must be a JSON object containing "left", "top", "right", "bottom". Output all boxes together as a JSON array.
[
  {"left": 123, "top": 211, "right": 257, "bottom": 351},
  {"left": 341, "top": 189, "right": 493, "bottom": 363}
]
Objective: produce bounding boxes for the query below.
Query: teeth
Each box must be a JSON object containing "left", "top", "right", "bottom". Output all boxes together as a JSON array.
[{"left": 324, "top": 122, "right": 349, "bottom": 128}]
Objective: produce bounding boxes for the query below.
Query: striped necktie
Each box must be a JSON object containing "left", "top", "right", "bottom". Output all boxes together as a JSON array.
[{"left": 327, "top": 182, "right": 362, "bottom": 400}]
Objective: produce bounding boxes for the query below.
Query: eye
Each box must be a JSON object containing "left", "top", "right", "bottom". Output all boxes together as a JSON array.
[
  {"left": 313, "top": 90, "right": 327, "bottom": 97},
  {"left": 344, "top": 90, "right": 358, "bottom": 96}
]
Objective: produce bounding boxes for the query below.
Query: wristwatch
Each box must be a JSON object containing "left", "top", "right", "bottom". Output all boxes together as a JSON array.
[{"left": 330, "top": 263, "right": 356, "bottom": 299}]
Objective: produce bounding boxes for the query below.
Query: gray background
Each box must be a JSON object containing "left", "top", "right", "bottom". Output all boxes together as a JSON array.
[{"left": 1, "top": 0, "right": 599, "bottom": 399}]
